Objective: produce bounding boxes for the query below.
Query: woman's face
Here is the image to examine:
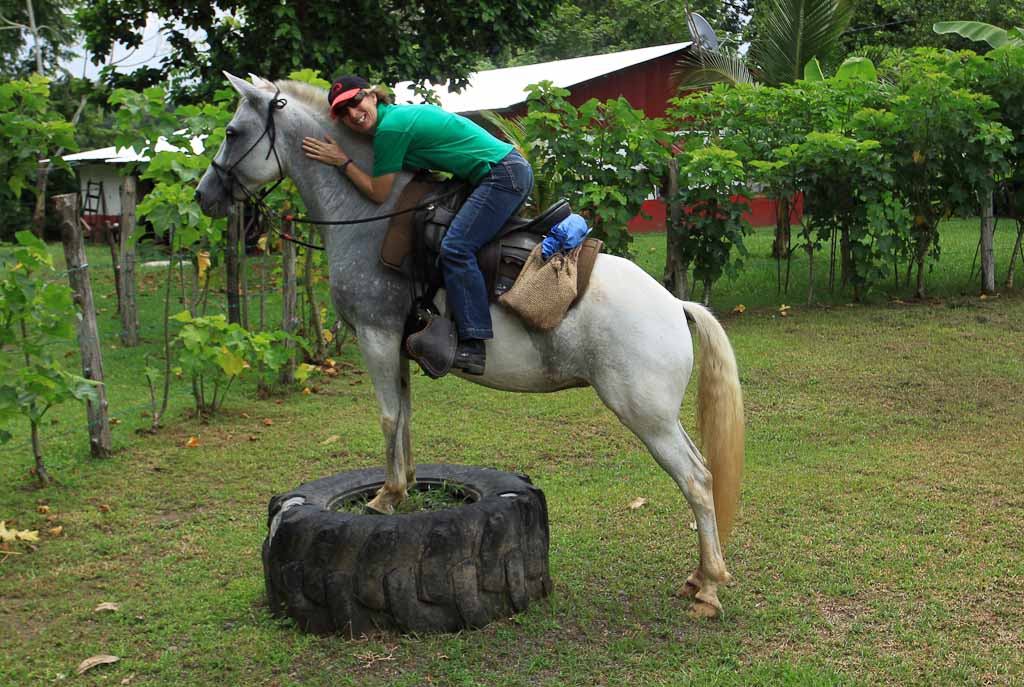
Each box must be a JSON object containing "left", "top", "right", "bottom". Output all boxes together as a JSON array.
[{"left": 338, "top": 91, "right": 379, "bottom": 135}]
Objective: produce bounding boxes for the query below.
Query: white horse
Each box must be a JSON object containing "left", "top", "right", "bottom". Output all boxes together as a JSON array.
[{"left": 195, "top": 74, "right": 745, "bottom": 617}]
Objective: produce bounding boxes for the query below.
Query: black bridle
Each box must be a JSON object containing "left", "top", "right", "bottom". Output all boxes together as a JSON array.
[{"left": 208, "top": 90, "right": 465, "bottom": 250}]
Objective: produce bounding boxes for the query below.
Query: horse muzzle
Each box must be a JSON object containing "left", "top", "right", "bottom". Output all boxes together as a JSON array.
[{"left": 195, "top": 171, "right": 232, "bottom": 218}]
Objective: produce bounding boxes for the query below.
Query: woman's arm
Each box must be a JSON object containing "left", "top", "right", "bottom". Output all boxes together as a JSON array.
[{"left": 301, "top": 135, "right": 396, "bottom": 204}]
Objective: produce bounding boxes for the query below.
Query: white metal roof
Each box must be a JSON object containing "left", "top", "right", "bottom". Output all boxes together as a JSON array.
[
  {"left": 394, "top": 41, "right": 691, "bottom": 114},
  {"left": 57, "top": 135, "right": 205, "bottom": 165}
]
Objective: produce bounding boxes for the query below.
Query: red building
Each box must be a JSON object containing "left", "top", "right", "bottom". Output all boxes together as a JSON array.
[{"left": 396, "top": 43, "right": 798, "bottom": 230}]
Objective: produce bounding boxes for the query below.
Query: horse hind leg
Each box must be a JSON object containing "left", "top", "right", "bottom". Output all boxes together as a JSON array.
[
  {"left": 645, "top": 422, "right": 731, "bottom": 618},
  {"left": 595, "top": 376, "right": 731, "bottom": 616}
]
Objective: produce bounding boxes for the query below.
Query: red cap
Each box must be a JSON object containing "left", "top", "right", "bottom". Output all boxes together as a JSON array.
[{"left": 328, "top": 75, "right": 370, "bottom": 118}]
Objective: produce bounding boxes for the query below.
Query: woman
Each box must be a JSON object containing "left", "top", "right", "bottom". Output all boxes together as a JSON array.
[{"left": 302, "top": 75, "right": 534, "bottom": 376}]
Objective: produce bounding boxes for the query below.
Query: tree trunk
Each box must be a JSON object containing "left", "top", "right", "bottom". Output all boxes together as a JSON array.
[
  {"left": 806, "top": 244, "right": 815, "bottom": 305},
  {"left": 225, "top": 204, "right": 242, "bottom": 325},
  {"left": 119, "top": 176, "right": 139, "bottom": 345},
  {"left": 30, "top": 420, "right": 51, "bottom": 486},
  {"left": 56, "top": 193, "right": 113, "bottom": 458},
  {"left": 663, "top": 160, "right": 689, "bottom": 299},
  {"left": 31, "top": 95, "right": 90, "bottom": 238},
  {"left": 280, "top": 229, "right": 298, "bottom": 385},
  {"left": 772, "top": 196, "right": 791, "bottom": 259},
  {"left": 19, "top": 316, "right": 52, "bottom": 485},
  {"left": 980, "top": 189, "right": 995, "bottom": 294}
]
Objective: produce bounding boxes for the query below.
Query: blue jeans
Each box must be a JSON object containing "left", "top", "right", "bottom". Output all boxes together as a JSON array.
[{"left": 441, "top": 149, "right": 533, "bottom": 340}]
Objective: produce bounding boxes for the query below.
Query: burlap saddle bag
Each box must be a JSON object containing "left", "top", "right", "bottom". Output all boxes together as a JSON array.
[{"left": 499, "top": 244, "right": 580, "bottom": 331}]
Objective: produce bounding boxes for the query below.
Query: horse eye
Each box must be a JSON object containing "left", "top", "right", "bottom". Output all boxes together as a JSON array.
[{"left": 225, "top": 128, "right": 238, "bottom": 139}]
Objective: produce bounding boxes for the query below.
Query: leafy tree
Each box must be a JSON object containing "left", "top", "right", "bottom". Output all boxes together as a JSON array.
[
  {"left": 0, "top": 74, "right": 75, "bottom": 241},
  {"left": 520, "top": 82, "right": 671, "bottom": 256},
  {"left": 853, "top": 49, "right": 1012, "bottom": 298},
  {"left": 0, "top": 232, "right": 98, "bottom": 486},
  {"left": 492, "top": 0, "right": 749, "bottom": 67},
  {"left": 78, "top": 0, "right": 561, "bottom": 103},
  {"left": 671, "top": 145, "right": 751, "bottom": 304},
  {"left": 765, "top": 132, "right": 909, "bottom": 302},
  {"left": 841, "top": 1, "right": 1024, "bottom": 54},
  {"left": 0, "top": 0, "right": 79, "bottom": 79}
]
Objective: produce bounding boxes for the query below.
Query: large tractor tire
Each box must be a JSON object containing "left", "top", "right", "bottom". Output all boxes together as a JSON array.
[{"left": 262, "top": 464, "right": 552, "bottom": 636}]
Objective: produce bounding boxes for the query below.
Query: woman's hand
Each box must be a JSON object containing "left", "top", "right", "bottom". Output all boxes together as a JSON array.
[{"left": 302, "top": 135, "right": 348, "bottom": 167}]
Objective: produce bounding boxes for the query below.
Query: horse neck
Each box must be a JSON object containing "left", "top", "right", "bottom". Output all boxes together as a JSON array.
[{"left": 280, "top": 110, "right": 413, "bottom": 256}]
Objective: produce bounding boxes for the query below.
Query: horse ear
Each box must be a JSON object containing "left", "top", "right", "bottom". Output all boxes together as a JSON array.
[
  {"left": 224, "top": 71, "right": 269, "bottom": 105},
  {"left": 248, "top": 73, "right": 276, "bottom": 91}
]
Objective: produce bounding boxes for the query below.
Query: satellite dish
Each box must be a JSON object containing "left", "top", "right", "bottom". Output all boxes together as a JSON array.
[{"left": 686, "top": 12, "right": 719, "bottom": 52}]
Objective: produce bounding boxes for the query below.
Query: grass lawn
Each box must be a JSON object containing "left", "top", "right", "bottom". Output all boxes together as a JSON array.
[{"left": 1, "top": 219, "right": 1022, "bottom": 686}]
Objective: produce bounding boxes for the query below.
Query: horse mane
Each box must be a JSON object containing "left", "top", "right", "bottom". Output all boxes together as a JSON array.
[{"left": 272, "top": 80, "right": 330, "bottom": 119}]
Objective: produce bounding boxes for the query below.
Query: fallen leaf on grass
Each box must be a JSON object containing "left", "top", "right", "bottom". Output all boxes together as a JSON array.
[
  {"left": 628, "top": 497, "right": 647, "bottom": 510},
  {"left": 121, "top": 674, "right": 136, "bottom": 685},
  {"left": 302, "top": 387, "right": 312, "bottom": 395},
  {"left": 0, "top": 521, "right": 39, "bottom": 543},
  {"left": 689, "top": 520, "right": 697, "bottom": 531},
  {"left": 109, "top": 417, "right": 122, "bottom": 426},
  {"left": 98, "top": 504, "right": 111, "bottom": 513},
  {"left": 94, "top": 602, "right": 121, "bottom": 613},
  {"left": 320, "top": 435, "right": 340, "bottom": 445},
  {"left": 262, "top": 418, "right": 273, "bottom": 426},
  {"left": 47, "top": 526, "right": 63, "bottom": 537},
  {"left": 76, "top": 655, "right": 120, "bottom": 675},
  {"left": 37, "top": 505, "right": 50, "bottom": 514},
  {"left": 732, "top": 304, "right": 746, "bottom": 314},
  {"left": 185, "top": 436, "right": 200, "bottom": 448}
]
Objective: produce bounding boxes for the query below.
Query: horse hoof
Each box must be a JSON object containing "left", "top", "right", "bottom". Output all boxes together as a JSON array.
[
  {"left": 676, "top": 579, "right": 700, "bottom": 599},
  {"left": 365, "top": 496, "right": 395, "bottom": 514},
  {"left": 689, "top": 601, "right": 720, "bottom": 619}
]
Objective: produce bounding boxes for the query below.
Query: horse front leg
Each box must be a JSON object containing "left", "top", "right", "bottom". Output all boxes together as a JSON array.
[{"left": 358, "top": 328, "right": 412, "bottom": 514}]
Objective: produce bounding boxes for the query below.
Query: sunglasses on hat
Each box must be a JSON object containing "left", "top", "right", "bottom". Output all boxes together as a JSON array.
[{"left": 330, "top": 90, "right": 367, "bottom": 118}]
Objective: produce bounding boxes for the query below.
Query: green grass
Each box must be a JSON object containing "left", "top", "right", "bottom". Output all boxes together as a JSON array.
[
  {"left": 1, "top": 219, "right": 1022, "bottom": 686},
  {"left": 334, "top": 481, "right": 474, "bottom": 514}
]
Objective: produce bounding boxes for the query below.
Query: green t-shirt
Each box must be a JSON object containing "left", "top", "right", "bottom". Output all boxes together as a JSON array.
[{"left": 371, "top": 103, "right": 513, "bottom": 184}]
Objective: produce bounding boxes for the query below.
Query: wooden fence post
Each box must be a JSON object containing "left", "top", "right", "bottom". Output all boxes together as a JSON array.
[
  {"left": 119, "top": 176, "right": 140, "bottom": 345},
  {"left": 55, "top": 193, "right": 113, "bottom": 458},
  {"left": 226, "top": 203, "right": 242, "bottom": 324},
  {"left": 240, "top": 211, "right": 250, "bottom": 330},
  {"left": 280, "top": 226, "right": 298, "bottom": 385}
]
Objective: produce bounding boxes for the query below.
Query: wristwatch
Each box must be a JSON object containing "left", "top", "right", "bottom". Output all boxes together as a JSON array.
[{"left": 338, "top": 158, "right": 353, "bottom": 173}]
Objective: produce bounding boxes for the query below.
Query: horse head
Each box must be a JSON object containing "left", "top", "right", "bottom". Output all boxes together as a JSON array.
[{"left": 195, "top": 72, "right": 289, "bottom": 218}]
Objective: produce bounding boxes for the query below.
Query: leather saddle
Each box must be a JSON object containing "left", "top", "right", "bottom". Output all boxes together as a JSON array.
[{"left": 381, "top": 173, "right": 591, "bottom": 300}]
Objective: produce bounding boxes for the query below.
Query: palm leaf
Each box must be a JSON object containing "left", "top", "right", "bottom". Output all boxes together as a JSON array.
[
  {"left": 673, "top": 47, "right": 754, "bottom": 90},
  {"left": 749, "top": 0, "right": 854, "bottom": 85},
  {"left": 479, "top": 110, "right": 554, "bottom": 216}
]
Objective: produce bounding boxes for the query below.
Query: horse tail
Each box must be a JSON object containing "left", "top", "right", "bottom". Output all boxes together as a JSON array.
[{"left": 681, "top": 300, "right": 745, "bottom": 547}]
